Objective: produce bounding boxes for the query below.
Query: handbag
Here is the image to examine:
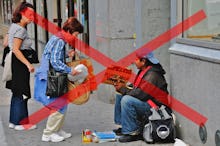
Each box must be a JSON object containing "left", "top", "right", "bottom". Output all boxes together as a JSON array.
[
  {"left": 21, "top": 48, "right": 39, "bottom": 64},
  {"left": 46, "top": 65, "right": 68, "bottom": 97},
  {"left": 66, "top": 56, "right": 96, "bottom": 105},
  {"left": 46, "top": 46, "right": 68, "bottom": 97},
  {"left": 143, "top": 105, "right": 176, "bottom": 144},
  {"left": 2, "top": 51, "right": 12, "bottom": 81}
]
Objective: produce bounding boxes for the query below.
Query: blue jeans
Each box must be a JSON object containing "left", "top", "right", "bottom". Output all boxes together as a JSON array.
[
  {"left": 10, "top": 95, "right": 29, "bottom": 125},
  {"left": 114, "top": 93, "right": 123, "bottom": 125},
  {"left": 114, "top": 94, "right": 151, "bottom": 135}
]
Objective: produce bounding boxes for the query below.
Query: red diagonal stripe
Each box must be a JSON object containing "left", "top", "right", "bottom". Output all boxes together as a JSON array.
[{"left": 20, "top": 8, "right": 207, "bottom": 128}]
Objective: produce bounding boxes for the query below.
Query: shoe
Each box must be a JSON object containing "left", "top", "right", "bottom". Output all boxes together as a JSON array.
[
  {"left": 119, "top": 134, "right": 140, "bottom": 143},
  {"left": 58, "top": 130, "right": 72, "bottom": 139},
  {"left": 14, "top": 124, "right": 37, "bottom": 131},
  {"left": 113, "top": 128, "right": 123, "bottom": 136},
  {"left": 42, "top": 133, "right": 65, "bottom": 142},
  {"left": 9, "top": 123, "right": 15, "bottom": 129}
]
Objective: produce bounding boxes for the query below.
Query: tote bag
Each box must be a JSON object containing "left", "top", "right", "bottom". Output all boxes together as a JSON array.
[
  {"left": 2, "top": 51, "right": 12, "bottom": 81},
  {"left": 46, "top": 64, "right": 68, "bottom": 97}
]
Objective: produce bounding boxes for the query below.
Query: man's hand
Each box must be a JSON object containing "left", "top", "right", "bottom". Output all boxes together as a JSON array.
[{"left": 113, "top": 81, "right": 126, "bottom": 91}]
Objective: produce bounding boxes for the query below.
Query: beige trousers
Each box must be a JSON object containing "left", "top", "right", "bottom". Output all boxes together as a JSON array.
[{"left": 43, "top": 111, "right": 66, "bottom": 135}]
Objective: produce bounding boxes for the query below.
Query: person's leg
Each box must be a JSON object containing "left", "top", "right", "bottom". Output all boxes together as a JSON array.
[
  {"left": 58, "top": 111, "right": 66, "bottom": 131},
  {"left": 57, "top": 113, "right": 72, "bottom": 139},
  {"left": 55, "top": 110, "right": 72, "bottom": 139},
  {"left": 9, "top": 95, "right": 16, "bottom": 125},
  {"left": 119, "top": 95, "right": 151, "bottom": 142},
  {"left": 113, "top": 93, "right": 123, "bottom": 135},
  {"left": 42, "top": 109, "right": 70, "bottom": 142},
  {"left": 20, "top": 98, "right": 29, "bottom": 124},
  {"left": 43, "top": 111, "right": 65, "bottom": 135},
  {"left": 9, "top": 95, "right": 29, "bottom": 125},
  {"left": 114, "top": 93, "right": 123, "bottom": 125}
]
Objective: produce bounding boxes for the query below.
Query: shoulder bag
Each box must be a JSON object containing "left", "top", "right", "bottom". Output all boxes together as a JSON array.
[
  {"left": 2, "top": 51, "right": 12, "bottom": 81},
  {"left": 46, "top": 47, "right": 68, "bottom": 97}
]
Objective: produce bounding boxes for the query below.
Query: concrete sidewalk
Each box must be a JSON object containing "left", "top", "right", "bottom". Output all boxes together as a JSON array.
[{"left": 0, "top": 94, "right": 174, "bottom": 146}]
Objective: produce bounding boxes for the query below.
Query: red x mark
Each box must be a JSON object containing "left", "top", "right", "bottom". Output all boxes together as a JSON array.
[{"left": 20, "top": 8, "right": 207, "bottom": 129}]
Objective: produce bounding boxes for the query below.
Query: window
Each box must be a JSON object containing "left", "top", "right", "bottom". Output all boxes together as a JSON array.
[
  {"left": 183, "top": 0, "right": 220, "bottom": 43},
  {"left": 2, "top": 0, "right": 13, "bottom": 24},
  {"left": 74, "top": 0, "right": 89, "bottom": 44},
  {"left": 81, "top": 0, "right": 89, "bottom": 44}
]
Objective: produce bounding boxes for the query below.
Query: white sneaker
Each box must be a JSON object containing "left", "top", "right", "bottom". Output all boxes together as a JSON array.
[
  {"left": 9, "top": 123, "right": 15, "bottom": 129},
  {"left": 14, "top": 124, "right": 37, "bottom": 131},
  {"left": 58, "top": 130, "right": 72, "bottom": 139},
  {"left": 42, "top": 133, "right": 65, "bottom": 142}
]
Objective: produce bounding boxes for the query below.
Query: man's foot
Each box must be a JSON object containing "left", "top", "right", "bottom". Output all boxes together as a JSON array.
[
  {"left": 113, "top": 128, "right": 123, "bottom": 136},
  {"left": 118, "top": 134, "right": 140, "bottom": 143}
]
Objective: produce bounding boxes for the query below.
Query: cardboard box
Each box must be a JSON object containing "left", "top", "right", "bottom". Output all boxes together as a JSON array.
[{"left": 102, "top": 65, "right": 132, "bottom": 85}]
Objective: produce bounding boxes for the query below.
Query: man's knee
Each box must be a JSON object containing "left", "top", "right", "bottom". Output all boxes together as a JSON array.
[
  {"left": 121, "top": 95, "right": 134, "bottom": 108},
  {"left": 121, "top": 95, "right": 132, "bottom": 105}
]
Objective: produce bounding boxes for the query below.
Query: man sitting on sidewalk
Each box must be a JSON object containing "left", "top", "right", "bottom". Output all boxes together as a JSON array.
[{"left": 113, "top": 52, "right": 171, "bottom": 143}]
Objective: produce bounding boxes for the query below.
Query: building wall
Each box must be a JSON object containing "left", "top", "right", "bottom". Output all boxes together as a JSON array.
[
  {"left": 141, "top": 0, "right": 171, "bottom": 82},
  {"left": 169, "top": 43, "right": 220, "bottom": 146},
  {"left": 89, "top": 0, "right": 134, "bottom": 103},
  {"left": 89, "top": 0, "right": 171, "bottom": 103}
]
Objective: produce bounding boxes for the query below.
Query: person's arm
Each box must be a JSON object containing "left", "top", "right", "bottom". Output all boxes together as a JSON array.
[
  {"left": 114, "top": 81, "right": 131, "bottom": 95},
  {"left": 3, "top": 34, "right": 8, "bottom": 47},
  {"left": 127, "top": 71, "right": 158, "bottom": 101},
  {"left": 12, "top": 38, "right": 34, "bottom": 72},
  {"left": 50, "top": 39, "right": 79, "bottom": 76}
]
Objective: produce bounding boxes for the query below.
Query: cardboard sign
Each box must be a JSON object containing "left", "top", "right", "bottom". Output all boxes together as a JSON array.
[{"left": 102, "top": 65, "right": 132, "bottom": 85}]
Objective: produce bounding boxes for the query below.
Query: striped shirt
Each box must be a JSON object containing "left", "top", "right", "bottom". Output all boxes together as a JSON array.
[{"left": 43, "top": 34, "right": 71, "bottom": 73}]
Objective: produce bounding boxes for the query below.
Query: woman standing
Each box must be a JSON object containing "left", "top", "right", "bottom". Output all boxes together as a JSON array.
[
  {"left": 34, "top": 17, "right": 84, "bottom": 142},
  {"left": 6, "top": 2, "right": 36, "bottom": 130}
]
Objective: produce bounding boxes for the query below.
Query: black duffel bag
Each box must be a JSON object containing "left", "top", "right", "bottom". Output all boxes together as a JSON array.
[{"left": 143, "top": 105, "right": 176, "bottom": 144}]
